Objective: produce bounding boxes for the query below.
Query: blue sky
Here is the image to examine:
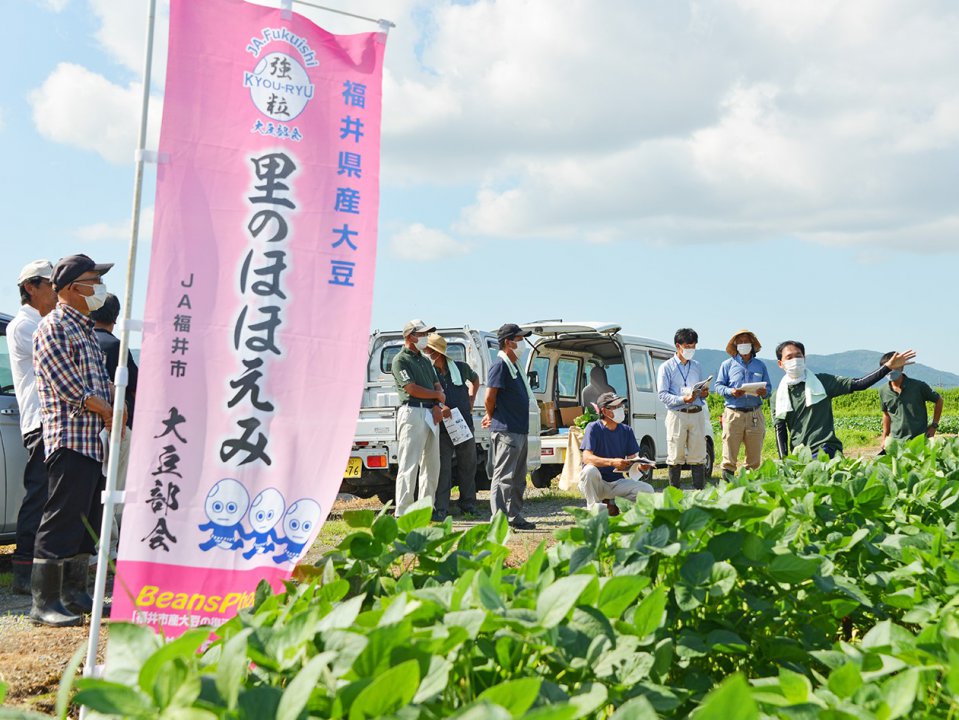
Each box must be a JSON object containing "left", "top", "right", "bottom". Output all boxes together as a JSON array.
[{"left": 4, "top": 0, "right": 959, "bottom": 374}]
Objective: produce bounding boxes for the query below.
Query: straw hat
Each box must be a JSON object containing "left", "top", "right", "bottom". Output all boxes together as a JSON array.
[
  {"left": 426, "top": 332, "right": 450, "bottom": 357},
  {"left": 725, "top": 329, "right": 761, "bottom": 356}
]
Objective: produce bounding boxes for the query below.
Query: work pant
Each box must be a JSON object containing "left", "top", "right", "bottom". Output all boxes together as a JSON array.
[
  {"left": 435, "top": 431, "right": 477, "bottom": 517},
  {"left": 579, "top": 465, "right": 653, "bottom": 510},
  {"left": 721, "top": 406, "right": 765, "bottom": 473},
  {"left": 394, "top": 405, "right": 440, "bottom": 517},
  {"left": 489, "top": 431, "right": 528, "bottom": 523},
  {"left": 666, "top": 409, "right": 707, "bottom": 466},
  {"left": 34, "top": 448, "right": 104, "bottom": 560},
  {"left": 13, "top": 429, "right": 48, "bottom": 563}
]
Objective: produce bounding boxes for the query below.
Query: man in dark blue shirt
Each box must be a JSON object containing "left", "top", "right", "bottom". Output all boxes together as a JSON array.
[
  {"left": 425, "top": 333, "right": 480, "bottom": 520},
  {"left": 580, "top": 393, "right": 654, "bottom": 514},
  {"left": 482, "top": 323, "right": 534, "bottom": 530}
]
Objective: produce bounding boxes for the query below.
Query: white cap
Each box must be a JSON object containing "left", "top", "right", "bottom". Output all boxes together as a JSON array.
[{"left": 17, "top": 260, "right": 54, "bottom": 286}]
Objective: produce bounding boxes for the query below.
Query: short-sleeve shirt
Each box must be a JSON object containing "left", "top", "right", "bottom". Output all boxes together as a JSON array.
[
  {"left": 435, "top": 359, "right": 479, "bottom": 432},
  {"left": 487, "top": 357, "right": 529, "bottom": 434},
  {"left": 391, "top": 346, "right": 439, "bottom": 404},
  {"left": 771, "top": 373, "right": 854, "bottom": 454},
  {"left": 581, "top": 420, "right": 641, "bottom": 482},
  {"left": 880, "top": 376, "right": 940, "bottom": 440}
]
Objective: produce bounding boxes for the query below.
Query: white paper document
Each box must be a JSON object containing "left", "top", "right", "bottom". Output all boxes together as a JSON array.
[
  {"left": 442, "top": 407, "right": 474, "bottom": 445},
  {"left": 739, "top": 382, "right": 767, "bottom": 396}
]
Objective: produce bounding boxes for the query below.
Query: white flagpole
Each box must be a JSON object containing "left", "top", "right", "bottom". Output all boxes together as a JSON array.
[{"left": 83, "top": 0, "right": 159, "bottom": 685}]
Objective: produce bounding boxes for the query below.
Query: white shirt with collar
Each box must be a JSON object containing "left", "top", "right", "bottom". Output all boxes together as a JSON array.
[{"left": 8, "top": 304, "right": 42, "bottom": 436}]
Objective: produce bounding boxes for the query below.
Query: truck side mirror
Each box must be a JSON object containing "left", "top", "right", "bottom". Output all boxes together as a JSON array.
[{"left": 527, "top": 370, "right": 540, "bottom": 390}]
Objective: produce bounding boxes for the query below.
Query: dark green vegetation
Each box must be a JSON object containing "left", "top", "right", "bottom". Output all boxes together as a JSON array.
[{"left": 11, "top": 437, "right": 959, "bottom": 719}]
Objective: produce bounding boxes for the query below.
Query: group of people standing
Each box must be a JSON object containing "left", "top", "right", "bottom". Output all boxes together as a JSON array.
[
  {"left": 9, "top": 255, "right": 138, "bottom": 627},
  {"left": 392, "top": 319, "right": 935, "bottom": 523},
  {"left": 391, "top": 320, "right": 537, "bottom": 529}
]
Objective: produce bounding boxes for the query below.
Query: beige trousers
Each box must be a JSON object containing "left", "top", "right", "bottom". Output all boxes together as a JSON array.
[
  {"left": 579, "top": 465, "right": 653, "bottom": 510},
  {"left": 395, "top": 405, "right": 440, "bottom": 516},
  {"left": 721, "top": 406, "right": 765, "bottom": 472},
  {"left": 665, "top": 409, "right": 707, "bottom": 465}
]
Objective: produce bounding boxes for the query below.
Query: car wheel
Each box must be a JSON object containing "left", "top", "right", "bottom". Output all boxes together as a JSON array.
[
  {"left": 530, "top": 467, "right": 555, "bottom": 488},
  {"left": 639, "top": 438, "right": 655, "bottom": 482}
]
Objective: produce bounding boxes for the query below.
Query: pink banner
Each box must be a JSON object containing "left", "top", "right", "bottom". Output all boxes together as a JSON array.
[{"left": 113, "top": 0, "right": 386, "bottom": 634}]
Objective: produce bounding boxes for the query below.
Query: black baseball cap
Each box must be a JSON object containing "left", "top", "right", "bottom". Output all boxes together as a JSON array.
[
  {"left": 52, "top": 254, "right": 113, "bottom": 291},
  {"left": 596, "top": 392, "right": 626, "bottom": 409},
  {"left": 496, "top": 323, "right": 532, "bottom": 342},
  {"left": 89, "top": 293, "right": 121, "bottom": 325}
]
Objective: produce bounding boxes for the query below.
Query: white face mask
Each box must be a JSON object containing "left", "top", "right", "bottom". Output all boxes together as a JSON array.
[
  {"left": 610, "top": 407, "right": 626, "bottom": 424},
  {"left": 737, "top": 343, "right": 753, "bottom": 356},
  {"left": 414, "top": 336, "right": 429, "bottom": 351},
  {"left": 782, "top": 357, "right": 805, "bottom": 378},
  {"left": 80, "top": 282, "right": 107, "bottom": 312},
  {"left": 680, "top": 347, "right": 696, "bottom": 361}
]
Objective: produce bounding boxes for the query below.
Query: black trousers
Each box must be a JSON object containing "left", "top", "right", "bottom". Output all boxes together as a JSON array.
[
  {"left": 34, "top": 448, "right": 104, "bottom": 560},
  {"left": 13, "top": 429, "right": 49, "bottom": 562},
  {"left": 434, "top": 432, "right": 478, "bottom": 516}
]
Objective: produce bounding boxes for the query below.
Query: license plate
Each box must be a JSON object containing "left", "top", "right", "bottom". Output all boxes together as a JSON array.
[{"left": 343, "top": 457, "right": 362, "bottom": 479}]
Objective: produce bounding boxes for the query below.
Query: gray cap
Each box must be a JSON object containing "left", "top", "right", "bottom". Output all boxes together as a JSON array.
[{"left": 402, "top": 318, "right": 436, "bottom": 337}]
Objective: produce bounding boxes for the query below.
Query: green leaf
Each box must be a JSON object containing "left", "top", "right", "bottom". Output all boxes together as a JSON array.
[
  {"left": 827, "top": 662, "right": 863, "bottom": 699},
  {"left": 610, "top": 696, "right": 659, "bottom": 720},
  {"left": 101, "top": 622, "right": 161, "bottom": 687},
  {"left": 317, "top": 594, "right": 364, "bottom": 631},
  {"left": 694, "top": 673, "right": 758, "bottom": 720},
  {"left": 346, "top": 533, "right": 383, "bottom": 560},
  {"left": 477, "top": 678, "right": 542, "bottom": 718},
  {"left": 372, "top": 513, "right": 398, "bottom": 543},
  {"left": 537, "top": 575, "right": 595, "bottom": 629},
  {"left": 276, "top": 653, "right": 334, "bottom": 720},
  {"left": 680, "top": 552, "right": 715, "bottom": 586},
  {"left": 344, "top": 509, "right": 376, "bottom": 528},
  {"left": 882, "top": 668, "right": 919, "bottom": 718},
  {"left": 708, "top": 561, "right": 737, "bottom": 597},
  {"left": 138, "top": 628, "right": 209, "bottom": 707},
  {"left": 56, "top": 643, "right": 86, "bottom": 720},
  {"left": 348, "top": 659, "right": 420, "bottom": 719},
  {"left": 522, "top": 542, "right": 547, "bottom": 584},
  {"left": 474, "top": 570, "right": 506, "bottom": 612},
  {"left": 73, "top": 680, "right": 155, "bottom": 717},
  {"left": 598, "top": 575, "right": 648, "bottom": 619},
  {"left": 767, "top": 552, "right": 820, "bottom": 584},
  {"left": 568, "top": 682, "right": 608, "bottom": 718},
  {"left": 633, "top": 586, "right": 667, "bottom": 638},
  {"left": 778, "top": 667, "right": 811, "bottom": 704},
  {"left": 397, "top": 498, "right": 433, "bottom": 532},
  {"left": 215, "top": 629, "right": 252, "bottom": 710},
  {"left": 488, "top": 511, "right": 510, "bottom": 544}
]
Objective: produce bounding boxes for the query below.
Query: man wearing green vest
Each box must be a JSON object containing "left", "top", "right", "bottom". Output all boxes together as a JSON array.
[
  {"left": 878, "top": 351, "right": 943, "bottom": 450},
  {"left": 391, "top": 319, "right": 445, "bottom": 516},
  {"left": 773, "top": 340, "right": 916, "bottom": 459}
]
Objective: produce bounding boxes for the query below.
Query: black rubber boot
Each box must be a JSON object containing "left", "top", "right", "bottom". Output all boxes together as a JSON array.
[
  {"left": 668, "top": 465, "right": 682, "bottom": 489},
  {"left": 62, "top": 555, "right": 95, "bottom": 615},
  {"left": 692, "top": 465, "right": 706, "bottom": 490},
  {"left": 30, "top": 561, "right": 82, "bottom": 628},
  {"left": 722, "top": 469, "right": 735, "bottom": 483},
  {"left": 12, "top": 559, "right": 32, "bottom": 595}
]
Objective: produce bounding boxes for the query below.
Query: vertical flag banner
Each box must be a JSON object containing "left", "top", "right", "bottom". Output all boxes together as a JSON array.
[{"left": 113, "top": 0, "right": 387, "bottom": 634}]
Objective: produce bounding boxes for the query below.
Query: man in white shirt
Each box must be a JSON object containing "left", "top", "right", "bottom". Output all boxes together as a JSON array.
[{"left": 8, "top": 260, "right": 58, "bottom": 594}]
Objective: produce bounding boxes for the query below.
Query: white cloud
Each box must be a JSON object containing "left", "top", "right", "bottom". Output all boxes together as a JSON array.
[
  {"left": 75, "top": 208, "right": 154, "bottom": 244},
  {"left": 389, "top": 223, "right": 470, "bottom": 260},
  {"left": 369, "top": 0, "right": 959, "bottom": 253},
  {"left": 29, "top": 63, "right": 161, "bottom": 164},
  {"left": 33, "top": 0, "right": 69, "bottom": 11}
]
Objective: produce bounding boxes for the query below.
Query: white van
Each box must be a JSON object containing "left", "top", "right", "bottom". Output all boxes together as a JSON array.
[
  {"left": 348, "top": 326, "right": 541, "bottom": 502},
  {"left": 521, "top": 321, "right": 714, "bottom": 487}
]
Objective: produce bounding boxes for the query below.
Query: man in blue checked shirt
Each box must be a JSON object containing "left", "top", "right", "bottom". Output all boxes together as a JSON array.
[
  {"left": 715, "top": 330, "right": 772, "bottom": 481},
  {"left": 657, "top": 328, "right": 709, "bottom": 490}
]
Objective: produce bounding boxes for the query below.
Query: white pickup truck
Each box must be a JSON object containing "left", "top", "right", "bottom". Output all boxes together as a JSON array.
[{"left": 345, "top": 326, "right": 542, "bottom": 502}]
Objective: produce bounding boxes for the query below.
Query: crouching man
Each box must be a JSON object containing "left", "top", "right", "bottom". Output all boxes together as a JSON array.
[{"left": 580, "top": 392, "right": 654, "bottom": 515}]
